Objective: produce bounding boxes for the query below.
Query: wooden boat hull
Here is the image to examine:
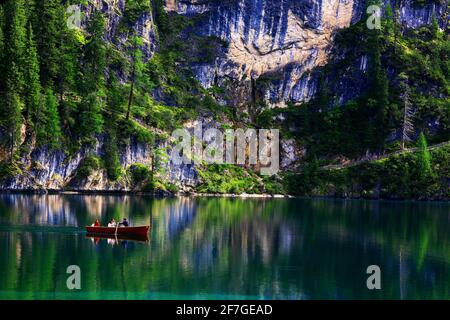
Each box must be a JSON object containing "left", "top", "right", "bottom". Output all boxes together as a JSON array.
[
  {"left": 85, "top": 226, "right": 150, "bottom": 237},
  {"left": 86, "top": 233, "right": 149, "bottom": 242}
]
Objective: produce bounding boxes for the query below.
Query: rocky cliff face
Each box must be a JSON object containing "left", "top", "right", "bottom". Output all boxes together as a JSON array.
[
  {"left": 0, "top": 119, "right": 298, "bottom": 192},
  {"left": 399, "top": 0, "right": 448, "bottom": 29},
  {"left": 170, "top": 0, "right": 358, "bottom": 107},
  {"left": 167, "top": 0, "right": 448, "bottom": 107},
  {"left": 82, "top": 0, "right": 158, "bottom": 59},
  {"left": 0, "top": 0, "right": 447, "bottom": 193},
  {"left": 0, "top": 137, "right": 153, "bottom": 191}
]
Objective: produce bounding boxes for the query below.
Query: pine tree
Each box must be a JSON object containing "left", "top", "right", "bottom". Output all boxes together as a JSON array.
[
  {"left": 34, "top": 0, "right": 60, "bottom": 87},
  {"left": 126, "top": 36, "right": 145, "bottom": 120},
  {"left": 384, "top": 3, "right": 394, "bottom": 37},
  {"left": 78, "top": 12, "right": 106, "bottom": 140},
  {"left": 0, "top": 6, "right": 5, "bottom": 93},
  {"left": 54, "top": 3, "right": 79, "bottom": 136},
  {"left": 104, "top": 129, "right": 122, "bottom": 181},
  {"left": 368, "top": 12, "right": 389, "bottom": 151},
  {"left": 78, "top": 92, "right": 105, "bottom": 140},
  {"left": 24, "top": 24, "right": 42, "bottom": 129},
  {"left": 431, "top": 15, "right": 440, "bottom": 39},
  {"left": 24, "top": 0, "right": 36, "bottom": 21},
  {"left": 417, "top": 132, "right": 432, "bottom": 178},
  {"left": 2, "top": 84, "right": 24, "bottom": 162},
  {"left": 393, "top": 0, "right": 401, "bottom": 48},
  {"left": 43, "top": 89, "right": 61, "bottom": 148},
  {"left": 0, "top": 0, "right": 27, "bottom": 161},
  {"left": 56, "top": 3, "right": 77, "bottom": 101},
  {"left": 3, "top": 0, "right": 26, "bottom": 92}
]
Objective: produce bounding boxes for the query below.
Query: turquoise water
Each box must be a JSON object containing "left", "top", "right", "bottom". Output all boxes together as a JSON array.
[{"left": 0, "top": 194, "right": 449, "bottom": 300}]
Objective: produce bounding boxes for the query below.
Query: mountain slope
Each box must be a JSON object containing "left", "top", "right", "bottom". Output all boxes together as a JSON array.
[{"left": 0, "top": 0, "right": 448, "bottom": 199}]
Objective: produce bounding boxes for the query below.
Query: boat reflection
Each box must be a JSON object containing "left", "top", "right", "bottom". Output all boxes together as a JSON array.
[{"left": 86, "top": 233, "right": 149, "bottom": 245}]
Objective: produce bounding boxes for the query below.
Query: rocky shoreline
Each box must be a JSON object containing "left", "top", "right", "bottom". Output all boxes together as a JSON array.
[
  {"left": 0, "top": 188, "right": 291, "bottom": 198},
  {"left": 0, "top": 189, "right": 448, "bottom": 202}
]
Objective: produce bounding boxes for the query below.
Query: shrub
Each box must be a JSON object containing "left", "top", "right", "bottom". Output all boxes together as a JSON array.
[
  {"left": 129, "top": 163, "right": 152, "bottom": 184},
  {"left": 77, "top": 155, "right": 101, "bottom": 179},
  {"left": 196, "top": 164, "right": 262, "bottom": 194}
]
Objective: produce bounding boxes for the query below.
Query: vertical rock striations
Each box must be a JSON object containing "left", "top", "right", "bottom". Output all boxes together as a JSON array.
[{"left": 166, "top": 0, "right": 448, "bottom": 107}]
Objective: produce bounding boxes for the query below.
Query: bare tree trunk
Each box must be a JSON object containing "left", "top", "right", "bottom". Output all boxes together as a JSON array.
[
  {"left": 126, "top": 65, "right": 135, "bottom": 121},
  {"left": 10, "top": 130, "right": 14, "bottom": 164},
  {"left": 126, "top": 37, "right": 138, "bottom": 121}
]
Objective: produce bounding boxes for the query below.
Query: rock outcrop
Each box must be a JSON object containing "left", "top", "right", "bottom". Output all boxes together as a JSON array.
[
  {"left": 82, "top": 0, "right": 158, "bottom": 59},
  {"left": 167, "top": 0, "right": 448, "bottom": 107},
  {"left": 0, "top": 0, "right": 447, "bottom": 192}
]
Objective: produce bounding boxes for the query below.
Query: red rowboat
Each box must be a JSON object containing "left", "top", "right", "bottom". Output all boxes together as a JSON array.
[{"left": 85, "top": 225, "right": 150, "bottom": 237}]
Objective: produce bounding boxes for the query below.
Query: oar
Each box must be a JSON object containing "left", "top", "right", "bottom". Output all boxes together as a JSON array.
[{"left": 115, "top": 221, "right": 119, "bottom": 236}]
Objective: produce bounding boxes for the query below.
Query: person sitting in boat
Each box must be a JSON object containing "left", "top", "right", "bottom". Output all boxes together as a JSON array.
[
  {"left": 107, "top": 219, "right": 117, "bottom": 228},
  {"left": 119, "top": 218, "right": 129, "bottom": 227},
  {"left": 92, "top": 219, "right": 100, "bottom": 227}
]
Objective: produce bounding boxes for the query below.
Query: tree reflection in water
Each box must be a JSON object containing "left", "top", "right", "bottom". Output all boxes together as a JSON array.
[{"left": 0, "top": 195, "right": 449, "bottom": 299}]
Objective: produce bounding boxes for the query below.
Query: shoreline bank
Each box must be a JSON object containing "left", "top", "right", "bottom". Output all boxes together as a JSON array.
[{"left": 0, "top": 189, "right": 449, "bottom": 201}]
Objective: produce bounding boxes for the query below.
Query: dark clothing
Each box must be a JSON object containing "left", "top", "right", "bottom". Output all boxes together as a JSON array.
[{"left": 121, "top": 220, "right": 129, "bottom": 227}]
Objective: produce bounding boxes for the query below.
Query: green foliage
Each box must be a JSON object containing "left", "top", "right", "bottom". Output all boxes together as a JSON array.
[
  {"left": 284, "top": 143, "right": 450, "bottom": 200},
  {"left": 148, "top": 177, "right": 178, "bottom": 194},
  {"left": 368, "top": 24, "right": 389, "bottom": 150},
  {"left": 121, "top": 0, "right": 151, "bottom": 28},
  {"left": 129, "top": 163, "right": 153, "bottom": 190},
  {"left": 117, "top": 118, "right": 155, "bottom": 145},
  {"left": 42, "top": 89, "right": 62, "bottom": 148},
  {"left": 197, "top": 164, "right": 263, "bottom": 194},
  {"left": 0, "top": 0, "right": 27, "bottom": 160},
  {"left": 77, "top": 93, "right": 105, "bottom": 143},
  {"left": 274, "top": 17, "right": 449, "bottom": 161},
  {"left": 0, "top": 161, "right": 22, "bottom": 181},
  {"left": 0, "top": 0, "right": 447, "bottom": 198},
  {"left": 23, "top": 24, "right": 42, "bottom": 127},
  {"left": 0, "top": 8, "right": 4, "bottom": 73},
  {"left": 1, "top": 88, "right": 24, "bottom": 162},
  {"left": 130, "top": 163, "right": 151, "bottom": 183},
  {"left": 77, "top": 11, "right": 106, "bottom": 141},
  {"left": 125, "top": 36, "right": 147, "bottom": 120},
  {"left": 283, "top": 157, "right": 321, "bottom": 196},
  {"left": 262, "top": 175, "right": 286, "bottom": 195},
  {"left": 77, "top": 154, "right": 101, "bottom": 179},
  {"left": 34, "top": 0, "right": 61, "bottom": 86},
  {"left": 417, "top": 132, "right": 433, "bottom": 178},
  {"left": 103, "top": 130, "right": 122, "bottom": 181}
]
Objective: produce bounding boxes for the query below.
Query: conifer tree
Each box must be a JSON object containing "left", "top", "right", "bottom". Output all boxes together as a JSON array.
[
  {"left": 24, "top": 24, "right": 42, "bottom": 128},
  {"left": 431, "top": 15, "right": 441, "bottom": 40},
  {"left": 34, "top": 0, "right": 60, "bottom": 87},
  {"left": 3, "top": 0, "right": 26, "bottom": 92},
  {"left": 2, "top": 84, "right": 24, "bottom": 162},
  {"left": 54, "top": 3, "right": 79, "bottom": 136},
  {"left": 367, "top": 5, "right": 389, "bottom": 151},
  {"left": 43, "top": 89, "right": 62, "bottom": 148},
  {"left": 56, "top": 3, "right": 78, "bottom": 101},
  {"left": 78, "top": 12, "right": 106, "bottom": 140},
  {"left": 417, "top": 132, "right": 433, "bottom": 181},
  {"left": 0, "top": 6, "right": 5, "bottom": 93},
  {"left": 126, "top": 36, "right": 145, "bottom": 120},
  {"left": 384, "top": 3, "right": 394, "bottom": 37},
  {"left": 1, "top": 0, "right": 27, "bottom": 161}
]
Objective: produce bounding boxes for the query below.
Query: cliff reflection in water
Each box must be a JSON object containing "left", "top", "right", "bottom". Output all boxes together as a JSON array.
[{"left": 0, "top": 195, "right": 449, "bottom": 299}]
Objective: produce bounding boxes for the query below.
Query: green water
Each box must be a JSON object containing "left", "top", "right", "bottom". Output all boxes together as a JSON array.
[{"left": 0, "top": 194, "right": 449, "bottom": 300}]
